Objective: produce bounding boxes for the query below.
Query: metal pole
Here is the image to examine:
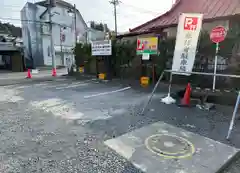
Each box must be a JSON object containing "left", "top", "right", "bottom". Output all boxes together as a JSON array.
[
  {"left": 48, "top": 3, "right": 56, "bottom": 74},
  {"left": 74, "top": 4, "right": 77, "bottom": 45},
  {"left": 227, "top": 92, "right": 240, "bottom": 140},
  {"left": 114, "top": 1, "right": 117, "bottom": 34},
  {"left": 164, "top": 70, "right": 240, "bottom": 78},
  {"left": 69, "top": 4, "right": 77, "bottom": 73},
  {"left": 168, "top": 73, "right": 173, "bottom": 96},
  {"left": 141, "top": 71, "right": 165, "bottom": 115},
  {"left": 212, "top": 42, "right": 219, "bottom": 90},
  {"left": 110, "top": 0, "right": 119, "bottom": 34},
  {"left": 60, "top": 27, "right": 64, "bottom": 65}
]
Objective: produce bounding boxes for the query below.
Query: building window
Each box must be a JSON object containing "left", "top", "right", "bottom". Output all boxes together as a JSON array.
[{"left": 41, "top": 24, "right": 50, "bottom": 34}]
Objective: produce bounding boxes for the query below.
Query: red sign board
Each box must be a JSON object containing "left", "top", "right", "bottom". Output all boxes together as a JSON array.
[
  {"left": 137, "top": 39, "right": 144, "bottom": 50},
  {"left": 210, "top": 26, "right": 227, "bottom": 43},
  {"left": 184, "top": 17, "right": 199, "bottom": 30}
]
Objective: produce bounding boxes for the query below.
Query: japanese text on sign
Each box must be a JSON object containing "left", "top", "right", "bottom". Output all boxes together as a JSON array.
[
  {"left": 171, "top": 13, "right": 203, "bottom": 75},
  {"left": 211, "top": 32, "right": 225, "bottom": 38},
  {"left": 91, "top": 40, "right": 112, "bottom": 56},
  {"left": 179, "top": 32, "right": 192, "bottom": 72}
]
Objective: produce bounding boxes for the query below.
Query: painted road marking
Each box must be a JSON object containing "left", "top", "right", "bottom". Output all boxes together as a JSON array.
[
  {"left": 56, "top": 83, "right": 89, "bottom": 90},
  {"left": 29, "top": 97, "right": 112, "bottom": 123},
  {"left": 30, "top": 98, "right": 84, "bottom": 120},
  {"left": 44, "top": 79, "right": 96, "bottom": 89},
  {"left": 0, "top": 87, "right": 24, "bottom": 102},
  {"left": 145, "top": 134, "right": 195, "bottom": 159},
  {"left": 84, "top": 86, "right": 131, "bottom": 99}
]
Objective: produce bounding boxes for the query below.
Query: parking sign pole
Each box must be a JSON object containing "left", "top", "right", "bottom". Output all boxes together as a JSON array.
[
  {"left": 210, "top": 26, "right": 226, "bottom": 90},
  {"left": 141, "top": 71, "right": 165, "bottom": 115},
  {"left": 212, "top": 42, "right": 219, "bottom": 90}
]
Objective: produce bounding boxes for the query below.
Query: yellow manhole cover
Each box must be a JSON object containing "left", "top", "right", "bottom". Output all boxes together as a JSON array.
[{"left": 145, "top": 134, "right": 195, "bottom": 159}]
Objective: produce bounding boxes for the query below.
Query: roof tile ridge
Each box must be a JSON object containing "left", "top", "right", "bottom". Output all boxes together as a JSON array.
[{"left": 130, "top": 0, "right": 182, "bottom": 32}]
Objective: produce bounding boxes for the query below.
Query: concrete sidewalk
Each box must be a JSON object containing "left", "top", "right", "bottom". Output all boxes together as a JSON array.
[{"left": 0, "top": 68, "right": 68, "bottom": 86}]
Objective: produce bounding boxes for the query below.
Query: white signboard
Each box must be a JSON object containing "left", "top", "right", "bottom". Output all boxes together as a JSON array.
[
  {"left": 171, "top": 13, "right": 203, "bottom": 75},
  {"left": 91, "top": 40, "right": 112, "bottom": 56},
  {"left": 142, "top": 53, "right": 150, "bottom": 60}
]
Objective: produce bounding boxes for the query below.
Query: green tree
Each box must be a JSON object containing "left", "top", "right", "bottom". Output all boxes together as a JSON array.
[
  {"left": 90, "top": 21, "right": 110, "bottom": 32},
  {"left": 0, "top": 21, "right": 22, "bottom": 37}
]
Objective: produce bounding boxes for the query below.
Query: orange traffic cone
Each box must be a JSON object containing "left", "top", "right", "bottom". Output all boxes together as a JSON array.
[
  {"left": 52, "top": 68, "right": 57, "bottom": 77},
  {"left": 26, "top": 69, "right": 32, "bottom": 78},
  {"left": 180, "top": 83, "right": 191, "bottom": 106}
]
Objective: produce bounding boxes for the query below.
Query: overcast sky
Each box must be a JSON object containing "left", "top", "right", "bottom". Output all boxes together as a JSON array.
[{"left": 1, "top": 0, "right": 173, "bottom": 32}]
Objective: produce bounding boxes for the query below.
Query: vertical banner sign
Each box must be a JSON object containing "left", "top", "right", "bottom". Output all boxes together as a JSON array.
[
  {"left": 171, "top": 13, "right": 203, "bottom": 75},
  {"left": 136, "top": 37, "right": 158, "bottom": 55}
]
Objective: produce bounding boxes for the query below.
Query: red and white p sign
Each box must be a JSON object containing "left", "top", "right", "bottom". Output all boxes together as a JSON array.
[{"left": 184, "top": 17, "right": 199, "bottom": 30}]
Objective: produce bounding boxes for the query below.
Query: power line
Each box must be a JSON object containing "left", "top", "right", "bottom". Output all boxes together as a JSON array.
[
  {"left": 2, "top": 9, "right": 22, "bottom": 13},
  {"left": 1, "top": 1, "right": 167, "bottom": 32},
  {"left": 115, "top": 1, "right": 176, "bottom": 31},
  {"left": 0, "top": 17, "right": 45, "bottom": 24},
  {"left": 1, "top": 5, "right": 112, "bottom": 30},
  {"left": 2, "top": 4, "right": 23, "bottom": 8},
  {"left": 119, "top": 2, "right": 160, "bottom": 15},
  {"left": 0, "top": 17, "right": 73, "bottom": 29}
]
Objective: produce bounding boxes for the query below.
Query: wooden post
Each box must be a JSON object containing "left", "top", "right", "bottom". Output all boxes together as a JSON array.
[{"left": 152, "top": 63, "right": 155, "bottom": 83}]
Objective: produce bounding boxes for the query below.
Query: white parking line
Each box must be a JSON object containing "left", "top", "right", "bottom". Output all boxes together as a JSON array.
[
  {"left": 56, "top": 83, "right": 89, "bottom": 90},
  {"left": 84, "top": 86, "right": 131, "bottom": 99},
  {"left": 44, "top": 79, "right": 94, "bottom": 89}
]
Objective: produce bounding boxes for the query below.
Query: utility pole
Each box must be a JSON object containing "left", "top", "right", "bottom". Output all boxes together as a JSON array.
[
  {"left": 48, "top": 0, "right": 56, "bottom": 76},
  {"left": 110, "top": 0, "right": 119, "bottom": 34},
  {"left": 60, "top": 27, "right": 64, "bottom": 66},
  {"left": 74, "top": 4, "right": 77, "bottom": 45}
]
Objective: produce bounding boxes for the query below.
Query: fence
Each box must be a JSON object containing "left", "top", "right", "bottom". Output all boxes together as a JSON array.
[{"left": 164, "top": 53, "right": 232, "bottom": 88}]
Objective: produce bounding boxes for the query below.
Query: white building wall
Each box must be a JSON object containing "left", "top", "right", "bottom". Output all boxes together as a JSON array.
[
  {"left": 21, "top": 3, "right": 32, "bottom": 64},
  {"left": 40, "top": 4, "right": 87, "bottom": 66},
  {"left": 21, "top": 2, "right": 46, "bottom": 67},
  {"left": 21, "top": 1, "right": 88, "bottom": 67}
]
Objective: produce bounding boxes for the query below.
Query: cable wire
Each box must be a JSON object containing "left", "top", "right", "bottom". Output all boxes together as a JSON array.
[
  {"left": 119, "top": 2, "right": 160, "bottom": 15},
  {"left": 0, "top": 17, "right": 74, "bottom": 29}
]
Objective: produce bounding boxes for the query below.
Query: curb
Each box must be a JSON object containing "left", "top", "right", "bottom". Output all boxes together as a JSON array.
[
  {"left": 215, "top": 150, "right": 240, "bottom": 173},
  {"left": 0, "top": 75, "right": 67, "bottom": 86},
  {"left": 176, "top": 88, "right": 238, "bottom": 106},
  {"left": 69, "top": 74, "right": 184, "bottom": 95}
]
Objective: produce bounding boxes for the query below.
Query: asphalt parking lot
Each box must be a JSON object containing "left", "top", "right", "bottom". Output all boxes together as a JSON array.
[{"left": 0, "top": 77, "right": 239, "bottom": 173}]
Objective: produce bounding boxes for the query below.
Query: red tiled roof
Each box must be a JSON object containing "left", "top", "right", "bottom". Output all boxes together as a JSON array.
[{"left": 130, "top": 0, "right": 240, "bottom": 33}]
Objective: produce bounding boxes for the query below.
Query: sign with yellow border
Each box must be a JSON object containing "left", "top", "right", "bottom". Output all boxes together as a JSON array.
[{"left": 137, "top": 37, "right": 158, "bottom": 55}]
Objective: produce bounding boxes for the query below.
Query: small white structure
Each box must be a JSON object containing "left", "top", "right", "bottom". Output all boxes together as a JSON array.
[{"left": 161, "top": 94, "right": 176, "bottom": 104}]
